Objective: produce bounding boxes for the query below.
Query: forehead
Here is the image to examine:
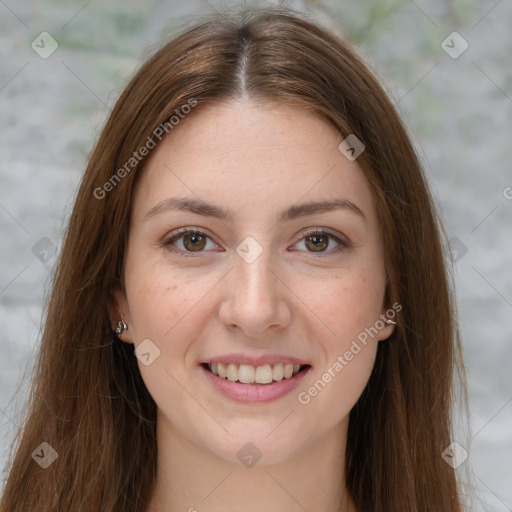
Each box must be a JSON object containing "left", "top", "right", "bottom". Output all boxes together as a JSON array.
[{"left": 132, "top": 99, "right": 377, "bottom": 226}]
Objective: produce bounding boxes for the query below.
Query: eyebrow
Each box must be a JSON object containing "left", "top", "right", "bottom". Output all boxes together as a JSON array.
[{"left": 144, "top": 196, "right": 366, "bottom": 223}]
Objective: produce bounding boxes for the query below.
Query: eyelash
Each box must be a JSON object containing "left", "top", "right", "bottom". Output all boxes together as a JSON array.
[{"left": 161, "top": 227, "right": 351, "bottom": 258}]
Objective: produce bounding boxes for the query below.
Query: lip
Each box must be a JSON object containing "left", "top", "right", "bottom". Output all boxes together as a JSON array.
[
  {"left": 202, "top": 353, "right": 310, "bottom": 366},
  {"left": 200, "top": 364, "right": 311, "bottom": 403}
]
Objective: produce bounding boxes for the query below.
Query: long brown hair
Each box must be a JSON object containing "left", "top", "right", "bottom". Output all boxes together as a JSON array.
[{"left": 1, "top": 7, "right": 468, "bottom": 511}]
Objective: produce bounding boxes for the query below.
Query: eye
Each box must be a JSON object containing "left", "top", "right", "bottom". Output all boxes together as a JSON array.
[
  {"left": 162, "top": 228, "right": 350, "bottom": 257},
  {"left": 163, "top": 228, "right": 219, "bottom": 256},
  {"left": 292, "top": 229, "right": 350, "bottom": 255}
]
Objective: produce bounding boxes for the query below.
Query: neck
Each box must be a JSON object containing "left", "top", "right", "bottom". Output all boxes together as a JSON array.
[{"left": 146, "top": 410, "right": 357, "bottom": 512}]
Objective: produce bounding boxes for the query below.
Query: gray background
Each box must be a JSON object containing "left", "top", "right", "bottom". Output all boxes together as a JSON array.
[{"left": 1, "top": 0, "right": 511, "bottom": 510}]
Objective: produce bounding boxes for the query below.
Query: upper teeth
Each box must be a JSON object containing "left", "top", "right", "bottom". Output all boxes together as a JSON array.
[{"left": 209, "top": 363, "right": 302, "bottom": 384}]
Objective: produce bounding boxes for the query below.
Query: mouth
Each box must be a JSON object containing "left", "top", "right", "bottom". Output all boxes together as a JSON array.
[{"left": 200, "top": 362, "right": 312, "bottom": 386}]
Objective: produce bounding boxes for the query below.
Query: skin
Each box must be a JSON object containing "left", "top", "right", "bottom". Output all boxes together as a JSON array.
[{"left": 110, "top": 98, "right": 395, "bottom": 512}]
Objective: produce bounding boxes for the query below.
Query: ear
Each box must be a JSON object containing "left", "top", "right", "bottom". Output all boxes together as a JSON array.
[
  {"left": 109, "top": 286, "right": 134, "bottom": 344},
  {"left": 377, "top": 301, "right": 400, "bottom": 341},
  {"left": 377, "top": 319, "right": 395, "bottom": 341}
]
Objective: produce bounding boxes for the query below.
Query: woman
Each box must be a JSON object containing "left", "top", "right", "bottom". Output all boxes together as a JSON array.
[{"left": 0, "top": 7, "right": 468, "bottom": 511}]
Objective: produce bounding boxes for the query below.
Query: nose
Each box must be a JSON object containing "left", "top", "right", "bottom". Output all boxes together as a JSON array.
[{"left": 218, "top": 246, "right": 292, "bottom": 337}]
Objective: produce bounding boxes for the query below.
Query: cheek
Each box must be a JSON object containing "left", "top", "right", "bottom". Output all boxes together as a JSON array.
[
  {"left": 294, "top": 264, "right": 386, "bottom": 341},
  {"left": 125, "top": 258, "right": 214, "bottom": 343},
  {"left": 294, "top": 271, "right": 382, "bottom": 415},
  {"left": 124, "top": 267, "right": 214, "bottom": 404},
  {"left": 291, "top": 265, "right": 383, "bottom": 417},
  {"left": 297, "top": 341, "right": 377, "bottom": 436}
]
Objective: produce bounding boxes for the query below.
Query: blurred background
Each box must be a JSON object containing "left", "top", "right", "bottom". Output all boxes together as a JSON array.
[{"left": 1, "top": 0, "right": 511, "bottom": 509}]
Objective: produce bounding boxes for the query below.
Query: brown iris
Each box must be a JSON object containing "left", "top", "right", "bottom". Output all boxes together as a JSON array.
[
  {"left": 305, "top": 234, "right": 329, "bottom": 252},
  {"left": 183, "top": 232, "right": 207, "bottom": 251}
]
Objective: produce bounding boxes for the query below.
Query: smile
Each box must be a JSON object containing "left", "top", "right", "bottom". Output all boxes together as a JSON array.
[
  {"left": 204, "top": 362, "right": 308, "bottom": 384},
  {"left": 200, "top": 363, "right": 312, "bottom": 403}
]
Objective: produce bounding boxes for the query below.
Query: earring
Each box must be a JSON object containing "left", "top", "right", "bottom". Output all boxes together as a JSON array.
[
  {"left": 386, "top": 319, "right": 397, "bottom": 326},
  {"left": 115, "top": 319, "right": 128, "bottom": 335}
]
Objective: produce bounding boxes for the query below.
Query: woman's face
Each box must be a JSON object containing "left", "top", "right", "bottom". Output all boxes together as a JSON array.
[{"left": 112, "top": 98, "right": 394, "bottom": 465}]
